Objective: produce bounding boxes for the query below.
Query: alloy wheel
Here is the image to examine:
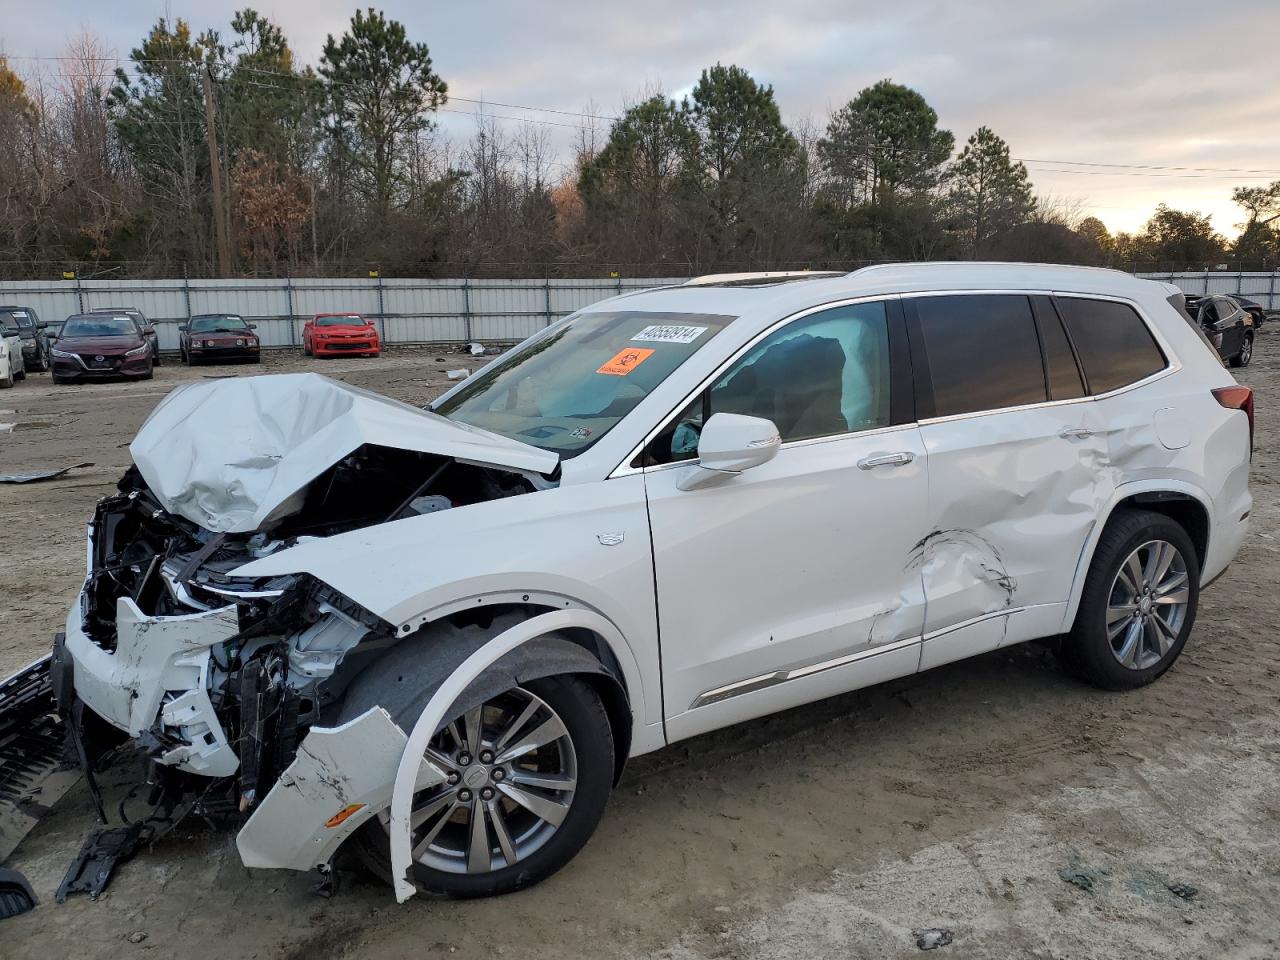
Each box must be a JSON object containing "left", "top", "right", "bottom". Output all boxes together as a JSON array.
[
  {"left": 376, "top": 687, "right": 578, "bottom": 875},
  {"left": 1106, "top": 539, "right": 1190, "bottom": 670}
]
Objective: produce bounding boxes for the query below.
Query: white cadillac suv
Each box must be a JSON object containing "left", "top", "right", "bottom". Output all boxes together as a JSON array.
[{"left": 52, "top": 263, "right": 1252, "bottom": 901}]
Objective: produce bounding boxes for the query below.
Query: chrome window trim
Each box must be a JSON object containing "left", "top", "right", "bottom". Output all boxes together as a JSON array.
[
  {"left": 610, "top": 293, "right": 900, "bottom": 479},
  {"left": 903, "top": 289, "right": 1179, "bottom": 427},
  {"left": 610, "top": 288, "right": 1182, "bottom": 478}
]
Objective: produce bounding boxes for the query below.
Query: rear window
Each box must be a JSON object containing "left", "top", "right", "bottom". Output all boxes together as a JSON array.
[
  {"left": 914, "top": 294, "right": 1047, "bottom": 417},
  {"left": 1055, "top": 298, "right": 1167, "bottom": 394}
]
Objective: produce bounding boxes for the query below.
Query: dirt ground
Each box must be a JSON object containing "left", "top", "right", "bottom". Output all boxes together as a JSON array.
[{"left": 2, "top": 338, "right": 1279, "bottom": 959}]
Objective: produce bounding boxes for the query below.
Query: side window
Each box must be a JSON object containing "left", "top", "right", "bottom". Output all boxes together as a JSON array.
[
  {"left": 644, "top": 301, "right": 892, "bottom": 464},
  {"left": 914, "top": 294, "right": 1047, "bottom": 417},
  {"left": 1055, "top": 297, "right": 1167, "bottom": 395},
  {"left": 1033, "top": 299, "right": 1085, "bottom": 401}
]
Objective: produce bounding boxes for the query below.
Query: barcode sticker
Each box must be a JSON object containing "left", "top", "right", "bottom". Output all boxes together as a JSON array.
[{"left": 631, "top": 324, "right": 707, "bottom": 345}]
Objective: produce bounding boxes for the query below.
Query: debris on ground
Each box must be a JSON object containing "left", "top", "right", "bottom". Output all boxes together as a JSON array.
[
  {"left": 56, "top": 821, "right": 150, "bottom": 902},
  {"left": 1057, "top": 856, "right": 1110, "bottom": 893},
  {"left": 126, "top": 931, "right": 148, "bottom": 944},
  {"left": 0, "top": 655, "right": 79, "bottom": 861},
  {"left": 914, "top": 928, "right": 954, "bottom": 950},
  {"left": 446, "top": 368, "right": 469, "bottom": 380},
  {"left": 0, "top": 868, "right": 37, "bottom": 919},
  {"left": 0, "top": 462, "right": 93, "bottom": 484},
  {"left": 468, "top": 342, "right": 485, "bottom": 356},
  {"left": 1167, "top": 881, "right": 1200, "bottom": 902}
]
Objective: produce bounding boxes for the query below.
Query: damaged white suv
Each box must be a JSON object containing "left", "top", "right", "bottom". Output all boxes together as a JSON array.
[{"left": 52, "top": 264, "right": 1252, "bottom": 901}]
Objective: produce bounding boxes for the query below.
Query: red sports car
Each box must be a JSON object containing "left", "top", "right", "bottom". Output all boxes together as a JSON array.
[{"left": 303, "top": 313, "right": 381, "bottom": 358}]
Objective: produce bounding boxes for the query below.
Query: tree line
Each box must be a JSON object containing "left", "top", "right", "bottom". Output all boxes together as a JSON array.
[{"left": 1, "top": 8, "right": 1277, "bottom": 280}]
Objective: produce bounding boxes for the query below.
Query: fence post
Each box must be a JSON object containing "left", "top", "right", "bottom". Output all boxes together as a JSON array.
[
  {"left": 1270, "top": 270, "right": 1276, "bottom": 313},
  {"left": 376, "top": 271, "right": 386, "bottom": 341},
  {"left": 182, "top": 264, "right": 193, "bottom": 321},
  {"left": 544, "top": 277, "right": 552, "bottom": 327},
  {"left": 74, "top": 272, "right": 84, "bottom": 313},
  {"left": 285, "top": 275, "right": 296, "bottom": 346},
  {"left": 462, "top": 277, "right": 472, "bottom": 343}
]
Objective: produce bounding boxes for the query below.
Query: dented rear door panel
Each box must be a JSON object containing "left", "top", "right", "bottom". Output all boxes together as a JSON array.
[{"left": 915, "top": 402, "right": 1112, "bottom": 665}]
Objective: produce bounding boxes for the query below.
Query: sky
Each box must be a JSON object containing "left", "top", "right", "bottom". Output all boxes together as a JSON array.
[{"left": 2, "top": 0, "right": 1278, "bottom": 238}]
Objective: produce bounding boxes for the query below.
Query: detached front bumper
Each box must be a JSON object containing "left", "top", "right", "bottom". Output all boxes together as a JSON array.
[{"left": 60, "top": 596, "right": 241, "bottom": 777}]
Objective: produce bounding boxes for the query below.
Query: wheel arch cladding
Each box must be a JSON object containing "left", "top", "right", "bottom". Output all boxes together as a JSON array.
[
  {"left": 1113, "top": 491, "right": 1209, "bottom": 570},
  {"left": 338, "top": 613, "right": 633, "bottom": 784}
]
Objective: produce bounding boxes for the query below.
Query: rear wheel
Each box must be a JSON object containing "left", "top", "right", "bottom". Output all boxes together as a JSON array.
[
  {"left": 349, "top": 675, "right": 614, "bottom": 898},
  {"left": 1065, "top": 509, "right": 1199, "bottom": 690},
  {"left": 1230, "top": 333, "right": 1253, "bottom": 367}
]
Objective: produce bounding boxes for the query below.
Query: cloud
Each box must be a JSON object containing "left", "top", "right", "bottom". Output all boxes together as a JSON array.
[{"left": 5, "top": 0, "right": 1275, "bottom": 235}]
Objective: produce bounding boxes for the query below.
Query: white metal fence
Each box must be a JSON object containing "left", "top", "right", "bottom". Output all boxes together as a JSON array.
[
  {"left": 0, "top": 277, "right": 683, "bottom": 352},
  {"left": 1134, "top": 270, "right": 1280, "bottom": 309},
  {"left": 1, "top": 270, "right": 1274, "bottom": 353}
]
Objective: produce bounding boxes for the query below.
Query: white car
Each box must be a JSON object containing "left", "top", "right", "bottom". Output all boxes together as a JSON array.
[
  {"left": 0, "top": 311, "right": 27, "bottom": 388},
  {"left": 52, "top": 263, "right": 1251, "bottom": 901}
]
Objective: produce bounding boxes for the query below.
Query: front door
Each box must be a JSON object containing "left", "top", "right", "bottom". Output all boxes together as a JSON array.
[{"left": 640, "top": 299, "right": 932, "bottom": 742}]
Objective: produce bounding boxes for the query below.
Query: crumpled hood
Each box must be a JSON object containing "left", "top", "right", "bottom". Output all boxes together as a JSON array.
[{"left": 130, "top": 372, "right": 558, "bottom": 534}]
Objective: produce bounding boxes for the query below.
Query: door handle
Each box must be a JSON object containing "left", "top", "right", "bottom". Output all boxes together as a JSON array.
[
  {"left": 857, "top": 451, "right": 915, "bottom": 469},
  {"left": 1058, "top": 426, "right": 1094, "bottom": 440}
]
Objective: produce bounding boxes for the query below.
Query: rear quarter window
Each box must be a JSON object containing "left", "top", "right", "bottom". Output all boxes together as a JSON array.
[{"left": 1055, "top": 297, "right": 1167, "bottom": 394}]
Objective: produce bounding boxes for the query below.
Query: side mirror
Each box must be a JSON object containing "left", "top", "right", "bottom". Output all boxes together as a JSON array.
[
  {"left": 248, "top": 323, "right": 257, "bottom": 330},
  {"left": 178, "top": 325, "right": 188, "bottom": 332},
  {"left": 142, "top": 325, "right": 155, "bottom": 335},
  {"left": 46, "top": 331, "right": 57, "bottom": 340},
  {"left": 677, "top": 413, "right": 781, "bottom": 491},
  {"left": 36, "top": 322, "right": 47, "bottom": 330}
]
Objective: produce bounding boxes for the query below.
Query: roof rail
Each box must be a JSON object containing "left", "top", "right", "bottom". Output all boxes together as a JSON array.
[{"left": 682, "top": 270, "right": 844, "bottom": 287}]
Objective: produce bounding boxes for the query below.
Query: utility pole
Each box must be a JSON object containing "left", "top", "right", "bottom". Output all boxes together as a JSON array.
[{"left": 202, "top": 64, "right": 232, "bottom": 277}]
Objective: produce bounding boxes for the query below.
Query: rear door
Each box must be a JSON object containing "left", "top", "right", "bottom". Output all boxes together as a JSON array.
[{"left": 904, "top": 293, "right": 1109, "bottom": 669}]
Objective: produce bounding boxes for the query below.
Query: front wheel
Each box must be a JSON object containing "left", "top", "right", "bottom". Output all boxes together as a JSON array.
[
  {"left": 1065, "top": 509, "right": 1199, "bottom": 690},
  {"left": 351, "top": 675, "right": 614, "bottom": 898},
  {"left": 1230, "top": 334, "right": 1253, "bottom": 367}
]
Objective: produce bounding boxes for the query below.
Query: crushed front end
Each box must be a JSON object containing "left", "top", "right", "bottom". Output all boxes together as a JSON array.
[{"left": 57, "top": 465, "right": 392, "bottom": 819}]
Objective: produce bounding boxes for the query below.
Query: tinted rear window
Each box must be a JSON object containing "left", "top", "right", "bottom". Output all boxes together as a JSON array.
[
  {"left": 1034, "top": 301, "right": 1085, "bottom": 401},
  {"left": 914, "top": 294, "right": 1047, "bottom": 417},
  {"left": 1055, "top": 298, "right": 1166, "bottom": 394}
]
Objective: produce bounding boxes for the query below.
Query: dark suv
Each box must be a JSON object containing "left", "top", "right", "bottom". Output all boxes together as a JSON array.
[
  {"left": 0, "top": 305, "right": 50, "bottom": 372},
  {"left": 1185, "top": 295, "right": 1254, "bottom": 367}
]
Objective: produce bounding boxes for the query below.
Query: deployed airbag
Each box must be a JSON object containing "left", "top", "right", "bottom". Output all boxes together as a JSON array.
[{"left": 130, "top": 373, "right": 558, "bottom": 533}]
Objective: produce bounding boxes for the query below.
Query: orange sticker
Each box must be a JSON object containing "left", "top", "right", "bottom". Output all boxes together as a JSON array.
[{"left": 597, "top": 347, "right": 655, "bottom": 376}]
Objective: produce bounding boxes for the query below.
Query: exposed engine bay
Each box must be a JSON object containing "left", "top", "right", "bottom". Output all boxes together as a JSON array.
[{"left": 73, "top": 445, "right": 542, "bottom": 817}]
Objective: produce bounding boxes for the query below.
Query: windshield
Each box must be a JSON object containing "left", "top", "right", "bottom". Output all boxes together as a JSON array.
[
  {"left": 190, "top": 315, "right": 248, "bottom": 332},
  {"left": 317, "top": 314, "right": 364, "bottom": 326},
  {"left": 9, "top": 311, "right": 33, "bottom": 330},
  {"left": 434, "top": 310, "right": 735, "bottom": 456},
  {"left": 62, "top": 315, "right": 137, "bottom": 338},
  {"left": 0, "top": 312, "right": 18, "bottom": 335}
]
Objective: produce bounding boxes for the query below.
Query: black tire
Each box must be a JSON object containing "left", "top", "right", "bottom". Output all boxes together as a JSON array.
[
  {"left": 1065, "top": 508, "right": 1200, "bottom": 690},
  {"left": 346, "top": 673, "right": 614, "bottom": 898},
  {"left": 152, "top": 346, "right": 161, "bottom": 366},
  {"left": 303, "top": 340, "right": 312, "bottom": 357},
  {"left": 14, "top": 365, "right": 24, "bottom": 381},
  {"left": 1230, "top": 333, "right": 1253, "bottom": 367}
]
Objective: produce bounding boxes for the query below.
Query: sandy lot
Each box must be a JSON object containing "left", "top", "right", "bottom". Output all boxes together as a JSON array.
[{"left": 2, "top": 339, "right": 1278, "bottom": 959}]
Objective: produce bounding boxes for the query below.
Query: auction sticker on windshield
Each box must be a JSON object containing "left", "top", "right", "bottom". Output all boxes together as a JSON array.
[
  {"left": 631, "top": 324, "right": 707, "bottom": 344},
  {"left": 597, "top": 347, "right": 655, "bottom": 376}
]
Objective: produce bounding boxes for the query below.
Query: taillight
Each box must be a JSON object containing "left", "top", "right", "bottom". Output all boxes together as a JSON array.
[{"left": 1213, "top": 385, "right": 1254, "bottom": 451}]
